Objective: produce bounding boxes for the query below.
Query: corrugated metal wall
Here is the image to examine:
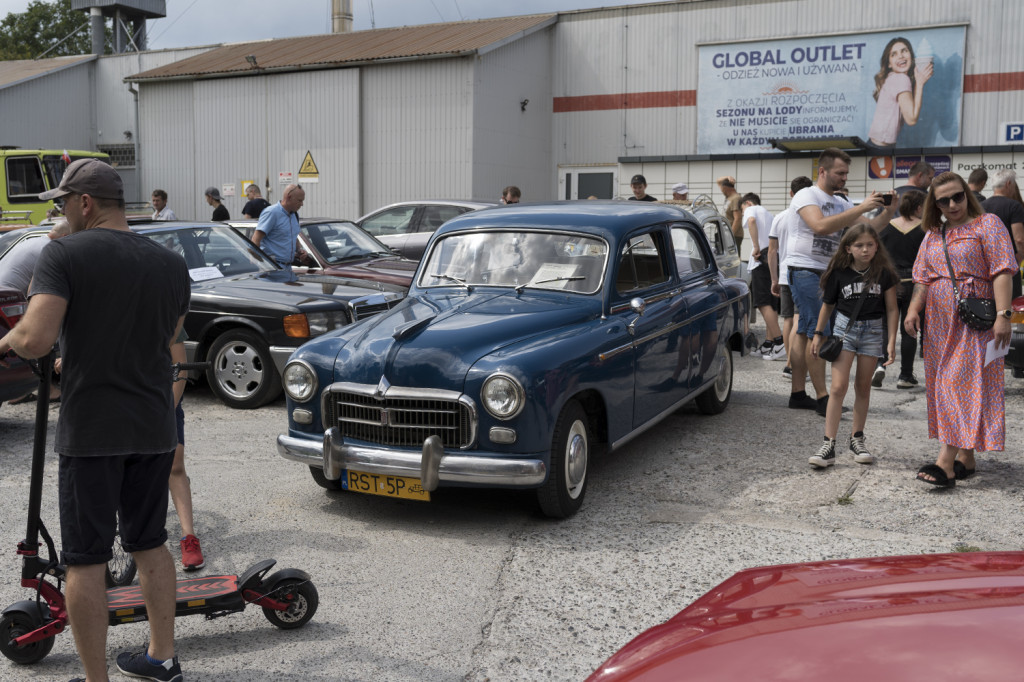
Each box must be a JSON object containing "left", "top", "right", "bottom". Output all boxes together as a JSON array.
[
  {"left": 0, "top": 62, "right": 94, "bottom": 150},
  {"left": 473, "top": 27, "right": 554, "bottom": 203},
  {"left": 360, "top": 58, "right": 475, "bottom": 214}
]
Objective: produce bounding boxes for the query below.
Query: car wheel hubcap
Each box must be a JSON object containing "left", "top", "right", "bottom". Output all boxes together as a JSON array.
[
  {"left": 565, "top": 421, "right": 587, "bottom": 498},
  {"left": 214, "top": 342, "right": 265, "bottom": 399},
  {"left": 714, "top": 347, "right": 731, "bottom": 400}
]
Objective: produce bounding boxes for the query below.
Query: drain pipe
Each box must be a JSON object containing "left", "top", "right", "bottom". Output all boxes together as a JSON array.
[{"left": 128, "top": 83, "right": 141, "bottom": 203}]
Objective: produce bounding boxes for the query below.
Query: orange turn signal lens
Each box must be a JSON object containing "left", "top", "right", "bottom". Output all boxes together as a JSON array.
[{"left": 283, "top": 313, "right": 310, "bottom": 338}]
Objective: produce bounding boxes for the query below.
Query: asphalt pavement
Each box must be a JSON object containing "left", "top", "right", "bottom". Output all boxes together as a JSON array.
[{"left": 1, "top": 329, "right": 1022, "bottom": 681}]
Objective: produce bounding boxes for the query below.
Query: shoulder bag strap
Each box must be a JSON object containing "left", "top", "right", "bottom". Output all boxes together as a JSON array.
[
  {"left": 836, "top": 279, "right": 868, "bottom": 341},
  {"left": 939, "top": 224, "right": 963, "bottom": 302}
]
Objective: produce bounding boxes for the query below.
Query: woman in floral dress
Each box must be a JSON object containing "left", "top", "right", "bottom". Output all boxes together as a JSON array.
[{"left": 904, "top": 172, "right": 1016, "bottom": 487}]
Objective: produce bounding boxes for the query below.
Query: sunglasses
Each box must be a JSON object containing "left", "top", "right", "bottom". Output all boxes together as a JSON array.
[{"left": 936, "top": 191, "right": 966, "bottom": 208}]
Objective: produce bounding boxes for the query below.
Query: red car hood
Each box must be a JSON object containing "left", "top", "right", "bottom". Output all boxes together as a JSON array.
[
  {"left": 588, "top": 552, "right": 1024, "bottom": 681},
  {"left": 318, "top": 256, "right": 416, "bottom": 289}
]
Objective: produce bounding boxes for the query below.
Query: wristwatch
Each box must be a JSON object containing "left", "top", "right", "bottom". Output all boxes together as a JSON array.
[
  {"left": 813, "top": 330, "right": 824, "bottom": 336},
  {"left": 999, "top": 309, "right": 1013, "bottom": 319}
]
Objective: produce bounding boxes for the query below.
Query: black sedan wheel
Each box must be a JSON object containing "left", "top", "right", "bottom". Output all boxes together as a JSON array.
[
  {"left": 537, "top": 400, "right": 589, "bottom": 518},
  {"left": 695, "top": 346, "right": 732, "bottom": 415},
  {"left": 207, "top": 329, "right": 282, "bottom": 409}
]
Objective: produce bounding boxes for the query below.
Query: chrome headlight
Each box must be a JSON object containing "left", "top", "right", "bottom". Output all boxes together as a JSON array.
[
  {"left": 306, "top": 311, "right": 348, "bottom": 336},
  {"left": 283, "top": 360, "right": 318, "bottom": 403},
  {"left": 481, "top": 373, "right": 524, "bottom": 420}
]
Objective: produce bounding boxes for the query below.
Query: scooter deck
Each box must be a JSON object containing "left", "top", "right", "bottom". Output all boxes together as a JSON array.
[{"left": 107, "top": 575, "right": 246, "bottom": 625}]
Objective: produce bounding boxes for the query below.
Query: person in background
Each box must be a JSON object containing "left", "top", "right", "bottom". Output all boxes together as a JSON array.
[
  {"left": 981, "top": 169, "right": 1024, "bottom": 297},
  {"left": 893, "top": 161, "right": 934, "bottom": 217},
  {"left": 170, "top": 330, "right": 204, "bottom": 572},
  {"left": 205, "top": 186, "right": 229, "bottom": 221},
  {"left": 769, "top": 175, "right": 814, "bottom": 379},
  {"left": 809, "top": 224, "right": 899, "bottom": 468},
  {"left": 151, "top": 190, "right": 177, "bottom": 221},
  {"left": 628, "top": 175, "right": 657, "bottom": 202},
  {"left": 501, "top": 186, "right": 521, "bottom": 204},
  {"left": 968, "top": 167, "right": 988, "bottom": 203},
  {"left": 670, "top": 182, "right": 688, "bottom": 201},
  {"left": 907, "top": 172, "right": 1016, "bottom": 487},
  {"left": 741, "top": 192, "right": 784, "bottom": 360},
  {"left": 877, "top": 189, "right": 927, "bottom": 389},
  {"left": 253, "top": 183, "right": 306, "bottom": 269},
  {"left": 241, "top": 184, "right": 270, "bottom": 219},
  {"left": 717, "top": 176, "right": 743, "bottom": 251}
]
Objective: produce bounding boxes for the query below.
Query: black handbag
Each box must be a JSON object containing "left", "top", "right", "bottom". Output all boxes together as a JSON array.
[
  {"left": 940, "top": 225, "right": 996, "bottom": 331},
  {"left": 817, "top": 282, "right": 868, "bottom": 363}
]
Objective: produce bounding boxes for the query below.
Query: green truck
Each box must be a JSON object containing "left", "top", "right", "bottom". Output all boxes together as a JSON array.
[{"left": 1, "top": 149, "right": 111, "bottom": 225}]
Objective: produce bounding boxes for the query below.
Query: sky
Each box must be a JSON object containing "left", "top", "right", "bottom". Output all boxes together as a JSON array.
[{"left": 0, "top": 0, "right": 655, "bottom": 51}]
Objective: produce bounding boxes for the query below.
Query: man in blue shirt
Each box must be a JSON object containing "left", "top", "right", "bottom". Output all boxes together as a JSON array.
[{"left": 253, "top": 184, "right": 305, "bottom": 267}]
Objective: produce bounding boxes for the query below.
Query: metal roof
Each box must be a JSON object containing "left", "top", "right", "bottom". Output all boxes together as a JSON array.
[
  {"left": 0, "top": 55, "right": 95, "bottom": 91},
  {"left": 127, "top": 14, "right": 557, "bottom": 82}
]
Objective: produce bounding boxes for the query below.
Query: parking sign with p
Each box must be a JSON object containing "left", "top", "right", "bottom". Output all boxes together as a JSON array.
[{"left": 1004, "top": 122, "right": 1024, "bottom": 143}]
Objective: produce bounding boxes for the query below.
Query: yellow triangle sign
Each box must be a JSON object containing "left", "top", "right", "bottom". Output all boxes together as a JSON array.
[{"left": 298, "top": 151, "right": 319, "bottom": 177}]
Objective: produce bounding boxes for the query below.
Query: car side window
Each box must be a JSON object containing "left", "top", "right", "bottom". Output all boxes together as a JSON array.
[
  {"left": 670, "top": 226, "right": 710, "bottom": 277},
  {"left": 360, "top": 207, "right": 416, "bottom": 236},
  {"left": 615, "top": 232, "right": 669, "bottom": 294},
  {"left": 420, "top": 205, "right": 464, "bottom": 232},
  {"left": 703, "top": 220, "right": 724, "bottom": 256},
  {"left": 5, "top": 157, "right": 46, "bottom": 202}
]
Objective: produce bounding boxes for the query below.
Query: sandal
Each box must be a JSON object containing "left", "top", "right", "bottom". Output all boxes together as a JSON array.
[
  {"left": 9, "top": 393, "right": 37, "bottom": 405},
  {"left": 953, "top": 460, "right": 976, "bottom": 480},
  {"left": 917, "top": 463, "right": 955, "bottom": 488}
]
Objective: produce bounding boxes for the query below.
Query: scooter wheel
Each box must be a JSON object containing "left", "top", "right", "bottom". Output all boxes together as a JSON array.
[
  {"left": 262, "top": 579, "right": 319, "bottom": 630},
  {"left": 0, "top": 611, "right": 55, "bottom": 664}
]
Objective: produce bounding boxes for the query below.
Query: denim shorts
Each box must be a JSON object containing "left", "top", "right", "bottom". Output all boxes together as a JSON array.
[
  {"left": 833, "top": 312, "right": 885, "bottom": 358},
  {"left": 790, "top": 268, "right": 830, "bottom": 337}
]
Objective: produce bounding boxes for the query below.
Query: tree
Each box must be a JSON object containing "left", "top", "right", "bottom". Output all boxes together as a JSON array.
[{"left": 0, "top": 0, "right": 111, "bottom": 60}]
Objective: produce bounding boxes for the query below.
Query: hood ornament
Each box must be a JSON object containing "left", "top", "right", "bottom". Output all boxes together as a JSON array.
[{"left": 375, "top": 376, "right": 391, "bottom": 399}]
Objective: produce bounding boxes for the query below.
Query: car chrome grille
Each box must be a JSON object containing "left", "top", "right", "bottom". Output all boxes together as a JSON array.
[
  {"left": 351, "top": 300, "right": 395, "bottom": 321},
  {"left": 325, "top": 386, "right": 475, "bottom": 449}
]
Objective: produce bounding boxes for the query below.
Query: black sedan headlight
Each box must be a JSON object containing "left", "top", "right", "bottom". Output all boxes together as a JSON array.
[
  {"left": 283, "top": 360, "right": 318, "bottom": 403},
  {"left": 306, "top": 311, "right": 348, "bottom": 336},
  {"left": 481, "top": 373, "right": 524, "bottom": 420}
]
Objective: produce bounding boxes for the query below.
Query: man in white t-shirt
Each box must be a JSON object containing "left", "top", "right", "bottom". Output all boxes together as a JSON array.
[
  {"left": 785, "top": 148, "right": 895, "bottom": 416},
  {"left": 741, "top": 193, "right": 783, "bottom": 360},
  {"left": 768, "top": 176, "right": 814, "bottom": 377}
]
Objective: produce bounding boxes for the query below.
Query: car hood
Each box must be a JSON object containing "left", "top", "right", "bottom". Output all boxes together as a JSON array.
[
  {"left": 333, "top": 290, "right": 600, "bottom": 390},
  {"left": 321, "top": 256, "right": 416, "bottom": 289},
  {"left": 588, "top": 551, "right": 1024, "bottom": 681},
  {"left": 192, "top": 271, "right": 382, "bottom": 307}
]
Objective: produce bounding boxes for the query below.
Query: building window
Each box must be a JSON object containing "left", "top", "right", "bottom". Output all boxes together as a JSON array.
[{"left": 98, "top": 144, "right": 135, "bottom": 168}]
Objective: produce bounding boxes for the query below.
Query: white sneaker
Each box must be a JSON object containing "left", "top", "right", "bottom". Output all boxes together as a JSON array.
[
  {"left": 763, "top": 342, "right": 786, "bottom": 361},
  {"left": 809, "top": 438, "right": 836, "bottom": 468},
  {"left": 849, "top": 434, "right": 875, "bottom": 464},
  {"left": 871, "top": 367, "right": 885, "bottom": 387}
]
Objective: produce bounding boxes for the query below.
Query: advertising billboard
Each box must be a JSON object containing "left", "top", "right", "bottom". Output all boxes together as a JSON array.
[{"left": 697, "top": 27, "right": 966, "bottom": 154}]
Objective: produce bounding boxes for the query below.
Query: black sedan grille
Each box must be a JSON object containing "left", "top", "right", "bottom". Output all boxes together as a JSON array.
[{"left": 325, "top": 387, "right": 474, "bottom": 449}]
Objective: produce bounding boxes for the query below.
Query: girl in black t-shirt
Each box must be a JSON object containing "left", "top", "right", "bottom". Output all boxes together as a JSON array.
[{"left": 808, "top": 225, "right": 899, "bottom": 469}]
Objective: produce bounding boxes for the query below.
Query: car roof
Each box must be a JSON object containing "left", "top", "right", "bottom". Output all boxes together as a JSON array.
[
  {"left": 434, "top": 200, "right": 699, "bottom": 241},
  {"left": 357, "top": 199, "right": 497, "bottom": 221}
]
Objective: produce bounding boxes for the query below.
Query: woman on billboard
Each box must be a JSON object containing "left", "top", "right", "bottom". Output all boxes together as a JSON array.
[{"left": 867, "top": 37, "right": 933, "bottom": 149}]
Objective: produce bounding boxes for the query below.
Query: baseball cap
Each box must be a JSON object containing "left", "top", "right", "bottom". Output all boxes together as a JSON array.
[
  {"left": 671, "top": 182, "right": 689, "bottom": 195},
  {"left": 39, "top": 158, "right": 123, "bottom": 201},
  {"left": 205, "top": 186, "right": 222, "bottom": 201},
  {"left": 630, "top": 174, "right": 647, "bottom": 185}
]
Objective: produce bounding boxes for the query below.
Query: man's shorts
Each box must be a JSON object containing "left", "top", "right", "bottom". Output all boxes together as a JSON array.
[
  {"left": 789, "top": 267, "right": 831, "bottom": 338},
  {"left": 749, "top": 263, "right": 779, "bottom": 311},
  {"left": 58, "top": 451, "right": 174, "bottom": 566},
  {"left": 779, "top": 284, "right": 795, "bottom": 319}
]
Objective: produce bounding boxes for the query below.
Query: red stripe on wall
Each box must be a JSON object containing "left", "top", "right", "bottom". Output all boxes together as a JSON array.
[
  {"left": 554, "top": 74, "right": 1024, "bottom": 112},
  {"left": 964, "top": 71, "right": 1024, "bottom": 93},
  {"left": 553, "top": 90, "right": 696, "bottom": 113}
]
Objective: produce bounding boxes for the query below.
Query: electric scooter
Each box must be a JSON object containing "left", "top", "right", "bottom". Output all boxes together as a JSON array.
[{"left": 0, "top": 354, "right": 319, "bottom": 665}]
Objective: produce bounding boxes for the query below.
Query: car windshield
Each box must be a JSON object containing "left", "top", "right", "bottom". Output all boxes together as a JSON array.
[
  {"left": 418, "top": 230, "right": 608, "bottom": 294},
  {"left": 302, "top": 221, "right": 392, "bottom": 262},
  {"left": 144, "top": 226, "right": 276, "bottom": 281}
]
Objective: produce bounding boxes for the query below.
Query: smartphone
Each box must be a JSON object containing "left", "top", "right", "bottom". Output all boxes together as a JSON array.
[{"left": 881, "top": 194, "right": 893, "bottom": 206}]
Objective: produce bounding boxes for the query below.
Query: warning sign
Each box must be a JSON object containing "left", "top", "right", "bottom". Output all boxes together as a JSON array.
[{"left": 298, "top": 151, "right": 319, "bottom": 184}]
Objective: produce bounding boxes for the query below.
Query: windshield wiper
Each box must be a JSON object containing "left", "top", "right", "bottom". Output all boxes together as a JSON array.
[
  {"left": 515, "top": 276, "right": 585, "bottom": 293},
  {"left": 430, "top": 273, "right": 473, "bottom": 291}
]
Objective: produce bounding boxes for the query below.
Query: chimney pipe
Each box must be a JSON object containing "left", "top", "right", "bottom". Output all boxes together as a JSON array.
[
  {"left": 90, "top": 7, "right": 104, "bottom": 54},
  {"left": 332, "top": 0, "right": 352, "bottom": 33}
]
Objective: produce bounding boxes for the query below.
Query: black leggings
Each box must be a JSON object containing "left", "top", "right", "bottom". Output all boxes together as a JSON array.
[{"left": 895, "top": 291, "right": 919, "bottom": 377}]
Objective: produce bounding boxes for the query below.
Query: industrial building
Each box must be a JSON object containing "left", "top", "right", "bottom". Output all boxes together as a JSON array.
[{"left": 1, "top": 0, "right": 1022, "bottom": 220}]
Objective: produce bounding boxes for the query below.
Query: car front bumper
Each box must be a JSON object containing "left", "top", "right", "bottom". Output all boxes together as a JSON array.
[{"left": 277, "top": 428, "right": 547, "bottom": 489}]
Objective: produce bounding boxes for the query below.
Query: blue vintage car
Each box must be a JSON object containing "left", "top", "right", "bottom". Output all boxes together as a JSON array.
[{"left": 277, "top": 201, "right": 750, "bottom": 517}]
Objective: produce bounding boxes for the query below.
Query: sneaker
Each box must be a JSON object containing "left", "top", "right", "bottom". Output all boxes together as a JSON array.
[
  {"left": 782, "top": 366, "right": 792, "bottom": 379},
  {"left": 815, "top": 395, "right": 829, "bottom": 417},
  {"left": 849, "top": 434, "right": 875, "bottom": 464},
  {"left": 180, "top": 534, "right": 205, "bottom": 571},
  {"left": 751, "top": 340, "right": 773, "bottom": 358},
  {"left": 115, "top": 651, "right": 182, "bottom": 682},
  {"left": 871, "top": 366, "right": 885, "bottom": 387},
  {"left": 763, "top": 341, "right": 787, "bottom": 361},
  {"left": 809, "top": 437, "right": 836, "bottom": 468},
  {"left": 788, "top": 391, "right": 817, "bottom": 410},
  {"left": 897, "top": 375, "right": 918, "bottom": 389}
]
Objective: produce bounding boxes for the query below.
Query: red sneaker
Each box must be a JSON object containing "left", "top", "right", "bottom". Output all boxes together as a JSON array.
[{"left": 180, "top": 534, "right": 205, "bottom": 571}]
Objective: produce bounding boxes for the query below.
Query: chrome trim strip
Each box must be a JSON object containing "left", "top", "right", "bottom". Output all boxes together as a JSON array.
[
  {"left": 609, "top": 376, "right": 716, "bottom": 451},
  {"left": 269, "top": 346, "right": 295, "bottom": 373}
]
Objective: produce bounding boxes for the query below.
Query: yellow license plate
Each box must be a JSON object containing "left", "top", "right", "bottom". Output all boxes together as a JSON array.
[{"left": 342, "top": 470, "right": 430, "bottom": 501}]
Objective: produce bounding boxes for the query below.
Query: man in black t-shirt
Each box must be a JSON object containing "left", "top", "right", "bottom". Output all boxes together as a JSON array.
[
  {"left": 0, "top": 159, "right": 191, "bottom": 681},
  {"left": 205, "top": 185, "right": 230, "bottom": 221},
  {"left": 982, "top": 169, "right": 1024, "bottom": 297},
  {"left": 628, "top": 174, "right": 658, "bottom": 202},
  {"left": 242, "top": 183, "right": 271, "bottom": 219}
]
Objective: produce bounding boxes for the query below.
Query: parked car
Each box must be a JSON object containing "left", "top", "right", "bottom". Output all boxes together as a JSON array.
[
  {"left": 356, "top": 200, "right": 497, "bottom": 260},
  {"left": 138, "top": 222, "right": 404, "bottom": 408},
  {"left": 1004, "top": 294, "right": 1024, "bottom": 378},
  {"left": 277, "top": 201, "right": 750, "bottom": 517},
  {"left": 229, "top": 218, "right": 417, "bottom": 290},
  {"left": 670, "top": 195, "right": 742, "bottom": 279},
  {"left": 0, "top": 287, "right": 35, "bottom": 408},
  {"left": 588, "top": 551, "right": 1024, "bottom": 681}
]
